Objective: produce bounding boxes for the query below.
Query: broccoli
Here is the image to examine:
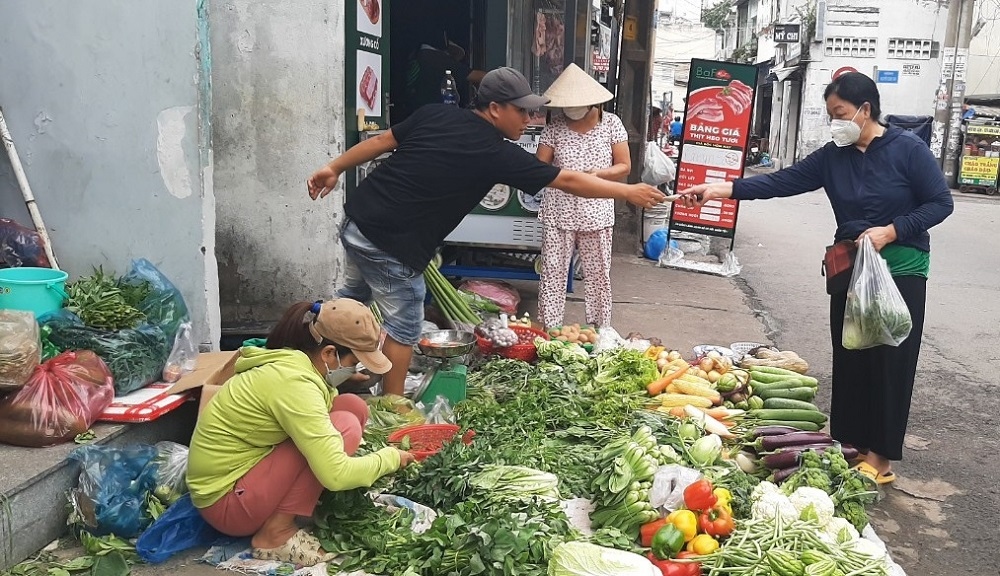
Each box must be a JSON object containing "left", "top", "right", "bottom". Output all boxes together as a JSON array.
[
  {"left": 827, "top": 449, "right": 849, "bottom": 476},
  {"left": 781, "top": 467, "right": 831, "bottom": 494},
  {"left": 836, "top": 500, "right": 869, "bottom": 532}
]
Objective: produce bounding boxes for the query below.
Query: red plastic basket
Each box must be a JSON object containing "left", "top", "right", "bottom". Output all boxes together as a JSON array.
[
  {"left": 476, "top": 325, "right": 550, "bottom": 362},
  {"left": 387, "top": 424, "right": 476, "bottom": 461}
]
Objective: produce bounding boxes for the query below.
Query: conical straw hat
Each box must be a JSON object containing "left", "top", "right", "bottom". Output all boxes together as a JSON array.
[{"left": 543, "top": 63, "right": 614, "bottom": 107}]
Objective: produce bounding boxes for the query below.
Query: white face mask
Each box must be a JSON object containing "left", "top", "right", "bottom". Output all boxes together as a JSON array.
[
  {"left": 324, "top": 352, "right": 355, "bottom": 388},
  {"left": 563, "top": 106, "right": 591, "bottom": 120},
  {"left": 830, "top": 106, "right": 867, "bottom": 147}
]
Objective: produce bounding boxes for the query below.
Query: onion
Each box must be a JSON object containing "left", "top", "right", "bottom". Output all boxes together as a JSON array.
[{"left": 699, "top": 357, "right": 714, "bottom": 372}]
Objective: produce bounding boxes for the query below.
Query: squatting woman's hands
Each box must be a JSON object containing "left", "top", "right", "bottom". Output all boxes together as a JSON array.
[
  {"left": 856, "top": 225, "right": 897, "bottom": 251},
  {"left": 396, "top": 449, "right": 417, "bottom": 469}
]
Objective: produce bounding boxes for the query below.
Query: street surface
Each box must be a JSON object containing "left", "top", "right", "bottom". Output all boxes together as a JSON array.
[{"left": 734, "top": 190, "right": 1000, "bottom": 575}]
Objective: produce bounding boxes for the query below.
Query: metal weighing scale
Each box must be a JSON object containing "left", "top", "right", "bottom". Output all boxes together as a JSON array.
[{"left": 411, "top": 329, "right": 478, "bottom": 406}]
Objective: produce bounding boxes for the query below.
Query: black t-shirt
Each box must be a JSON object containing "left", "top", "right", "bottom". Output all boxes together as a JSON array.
[{"left": 345, "top": 105, "right": 561, "bottom": 271}]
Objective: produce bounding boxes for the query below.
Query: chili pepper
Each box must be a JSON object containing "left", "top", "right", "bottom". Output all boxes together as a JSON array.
[
  {"left": 686, "top": 533, "right": 720, "bottom": 555},
  {"left": 698, "top": 505, "right": 735, "bottom": 538},
  {"left": 640, "top": 518, "right": 668, "bottom": 547},
  {"left": 651, "top": 524, "right": 686, "bottom": 560},
  {"left": 713, "top": 487, "right": 733, "bottom": 515},
  {"left": 665, "top": 509, "right": 698, "bottom": 542},
  {"left": 683, "top": 478, "right": 717, "bottom": 511}
]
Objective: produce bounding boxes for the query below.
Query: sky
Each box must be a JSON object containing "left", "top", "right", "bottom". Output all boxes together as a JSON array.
[{"left": 660, "top": 0, "right": 703, "bottom": 22}]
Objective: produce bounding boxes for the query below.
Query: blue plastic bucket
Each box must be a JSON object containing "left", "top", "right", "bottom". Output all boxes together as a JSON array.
[{"left": 0, "top": 267, "right": 69, "bottom": 318}]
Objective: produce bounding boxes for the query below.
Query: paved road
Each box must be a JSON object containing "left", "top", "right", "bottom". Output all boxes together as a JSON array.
[{"left": 733, "top": 190, "right": 1000, "bottom": 575}]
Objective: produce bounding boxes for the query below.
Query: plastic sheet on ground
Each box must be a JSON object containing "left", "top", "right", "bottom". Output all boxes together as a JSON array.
[{"left": 658, "top": 244, "right": 742, "bottom": 277}]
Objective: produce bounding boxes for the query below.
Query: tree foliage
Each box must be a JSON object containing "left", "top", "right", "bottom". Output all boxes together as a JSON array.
[{"left": 701, "top": 0, "right": 734, "bottom": 32}]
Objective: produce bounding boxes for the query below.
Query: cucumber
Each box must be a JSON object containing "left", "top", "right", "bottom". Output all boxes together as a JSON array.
[
  {"left": 756, "top": 387, "right": 817, "bottom": 402},
  {"left": 754, "top": 419, "right": 823, "bottom": 431},
  {"left": 748, "top": 371, "right": 804, "bottom": 384},
  {"left": 750, "top": 366, "right": 820, "bottom": 387},
  {"left": 763, "top": 397, "right": 820, "bottom": 411},
  {"left": 750, "top": 378, "right": 817, "bottom": 392},
  {"left": 749, "top": 408, "right": 828, "bottom": 424}
]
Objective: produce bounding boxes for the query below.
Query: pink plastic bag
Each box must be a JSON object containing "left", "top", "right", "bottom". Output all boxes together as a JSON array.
[{"left": 459, "top": 280, "right": 521, "bottom": 315}]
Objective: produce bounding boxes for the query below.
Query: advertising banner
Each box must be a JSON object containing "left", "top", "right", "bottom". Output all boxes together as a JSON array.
[{"left": 669, "top": 59, "right": 758, "bottom": 242}]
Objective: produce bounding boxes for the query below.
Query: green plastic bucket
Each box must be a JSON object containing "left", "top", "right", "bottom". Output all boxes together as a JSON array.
[{"left": 0, "top": 267, "right": 69, "bottom": 318}]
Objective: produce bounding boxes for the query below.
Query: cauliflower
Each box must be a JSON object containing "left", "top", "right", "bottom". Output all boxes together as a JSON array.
[
  {"left": 844, "top": 537, "right": 889, "bottom": 566},
  {"left": 750, "top": 491, "right": 798, "bottom": 523},
  {"left": 824, "top": 516, "right": 860, "bottom": 544},
  {"left": 750, "top": 480, "right": 780, "bottom": 502},
  {"left": 788, "top": 487, "right": 836, "bottom": 526}
]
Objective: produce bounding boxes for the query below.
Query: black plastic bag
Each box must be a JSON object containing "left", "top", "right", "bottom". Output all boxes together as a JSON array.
[{"left": 0, "top": 218, "right": 50, "bottom": 268}]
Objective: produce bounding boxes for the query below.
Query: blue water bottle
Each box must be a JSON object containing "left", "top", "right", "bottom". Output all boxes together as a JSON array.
[{"left": 441, "top": 70, "right": 459, "bottom": 106}]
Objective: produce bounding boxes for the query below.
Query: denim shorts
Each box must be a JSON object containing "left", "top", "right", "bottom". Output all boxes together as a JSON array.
[{"left": 337, "top": 220, "right": 426, "bottom": 346}]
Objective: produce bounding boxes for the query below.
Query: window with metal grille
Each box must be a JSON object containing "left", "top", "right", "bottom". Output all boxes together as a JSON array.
[
  {"left": 824, "top": 36, "right": 877, "bottom": 58},
  {"left": 886, "top": 38, "right": 933, "bottom": 60}
]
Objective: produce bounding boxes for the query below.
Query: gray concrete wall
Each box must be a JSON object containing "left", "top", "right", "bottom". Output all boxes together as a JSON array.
[
  {"left": 0, "top": 0, "right": 220, "bottom": 347},
  {"left": 211, "top": 1, "right": 347, "bottom": 329}
]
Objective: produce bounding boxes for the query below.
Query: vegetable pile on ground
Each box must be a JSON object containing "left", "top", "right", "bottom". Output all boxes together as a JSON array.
[{"left": 307, "top": 340, "right": 893, "bottom": 576}]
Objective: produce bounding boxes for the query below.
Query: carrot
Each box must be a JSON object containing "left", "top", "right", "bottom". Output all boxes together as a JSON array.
[
  {"left": 702, "top": 407, "right": 733, "bottom": 421},
  {"left": 647, "top": 365, "right": 690, "bottom": 396}
]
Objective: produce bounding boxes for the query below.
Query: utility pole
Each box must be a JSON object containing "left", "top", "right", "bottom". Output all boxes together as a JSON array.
[{"left": 934, "top": 0, "right": 976, "bottom": 186}]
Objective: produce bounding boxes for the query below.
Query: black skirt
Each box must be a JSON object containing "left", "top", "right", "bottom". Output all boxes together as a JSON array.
[{"left": 828, "top": 275, "right": 927, "bottom": 461}]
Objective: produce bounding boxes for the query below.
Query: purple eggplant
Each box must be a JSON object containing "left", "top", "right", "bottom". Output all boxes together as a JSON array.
[
  {"left": 752, "top": 425, "right": 801, "bottom": 438},
  {"left": 772, "top": 466, "right": 799, "bottom": 483},
  {"left": 758, "top": 431, "right": 833, "bottom": 451},
  {"left": 763, "top": 443, "right": 836, "bottom": 469}
]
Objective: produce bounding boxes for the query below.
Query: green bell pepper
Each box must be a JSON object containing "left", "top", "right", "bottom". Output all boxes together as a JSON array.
[{"left": 651, "top": 524, "right": 685, "bottom": 560}]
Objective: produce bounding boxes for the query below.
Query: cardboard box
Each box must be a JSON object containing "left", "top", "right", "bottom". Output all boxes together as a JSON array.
[{"left": 164, "top": 351, "right": 240, "bottom": 414}]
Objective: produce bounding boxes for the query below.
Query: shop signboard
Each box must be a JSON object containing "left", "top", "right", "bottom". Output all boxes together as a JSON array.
[
  {"left": 345, "top": 0, "right": 389, "bottom": 193},
  {"left": 669, "top": 59, "right": 758, "bottom": 243},
  {"left": 959, "top": 123, "right": 1000, "bottom": 187}
]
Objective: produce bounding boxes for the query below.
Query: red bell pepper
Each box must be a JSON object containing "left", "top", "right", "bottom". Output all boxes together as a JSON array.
[
  {"left": 647, "top": 552, "right": 700, "bottom": 576},
  {"left": 641, "top": 518, "right": 668, "bottom": 547},
  {"left": 683, "top": 478, "right": 717, "bottom": 511},
  {"left": 699, "top": 505, "right": 735, "bottom": 538}
]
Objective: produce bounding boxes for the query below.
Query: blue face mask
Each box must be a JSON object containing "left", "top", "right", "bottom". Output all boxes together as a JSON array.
[{"left": 324, "top": 352, "right": 355, "bottom": 388}]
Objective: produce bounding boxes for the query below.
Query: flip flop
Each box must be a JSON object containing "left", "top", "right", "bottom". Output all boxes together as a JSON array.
[
  {"left": 853, "top": 461, "right": 896, "bottom": 485},
  {"left": 252, "top": 529, "right": 335, "bottom": 567}
]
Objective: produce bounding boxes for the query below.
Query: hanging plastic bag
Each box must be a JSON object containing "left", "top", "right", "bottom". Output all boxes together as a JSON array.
[
  {"left": 0, "top": 218, "right": 51, "bottom": 268},
  {"left": 0, "top": 351, "right": 114, "bottom": 447},
  {"left": 120, "top": 258, "right": 190, "bottom": 342},
  {"left": 43, "top": 310, "right": 171, "bottom": 396},
  {"left": 136, "top": 493, "right": 221, "bottom": 564},
  {"left": 162, "top": 322, "right": 197, "bottom": 383},
  {"left": 641, "top": 142, "right": 675, "bottom": 186},
  {"left": 151, "top": 441, "right": 189, "bottom": 507},
  {"left": 842, "top": 236, "right": 912, "bottom": 350},
  {"left": 68, "top": 444, "right": 159, "bottom": 537},
  {"left": 0, "top": 310, "right": 40, "bottom": 392}
]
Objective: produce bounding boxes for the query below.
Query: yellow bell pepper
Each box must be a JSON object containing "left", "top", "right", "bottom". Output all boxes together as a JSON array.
[
  {"left": 686, "top": 533, "right": 720, "bottom": 555},
  {"left": 713, "top": 488, "right": 733, "bottom": 515},
  {"left": 665, "top": 509, "right": 699, "bottom": 542}
]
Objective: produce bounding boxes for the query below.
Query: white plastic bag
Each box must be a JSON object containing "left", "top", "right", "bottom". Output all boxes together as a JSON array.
[
  {"left": 641, "top": 142, "right": 675, "bottom": 186},
  {"left": 162, "top": 322, "right": 197, "bottom": 383},
  {"left": 422, "top": 395, "right": 456, "bottom": 425},
  {"left": 842, "top": 236, "right": 912, "bottom": 350},
  {"left": 649, "top": 465, "right": 702, "bottom": 512}
]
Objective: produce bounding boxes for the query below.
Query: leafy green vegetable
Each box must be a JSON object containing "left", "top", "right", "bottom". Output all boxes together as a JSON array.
[
  {"left": 66, "top": 268, "right": 147, "bottom": 331},
  {"left": 548, "top": 541, "right": 659, "bottom": 576}
]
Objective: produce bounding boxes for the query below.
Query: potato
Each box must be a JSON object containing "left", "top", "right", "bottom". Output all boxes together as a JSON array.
[
  {"left": 697, "top": 369, "right": 710, "bottom": 380},
  {"left": 657, "top": 350, "right": 670, "bottom": 360},
  {"left": 707, "top": 370, "right": 721, "bottom": 383},
  {"left": 699, "top": 357, "right": 714, "bottom": 372},
  {"left": 667, "top": 350, "right": 682, "bottom": 362},
  {"left": 556, "top": 335, "right": 569, "bottom": 342}
]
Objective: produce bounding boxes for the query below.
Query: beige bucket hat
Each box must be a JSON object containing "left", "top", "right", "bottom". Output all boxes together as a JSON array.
[{"left": 543, "top": 63, "right": 614, "bottom": 108}]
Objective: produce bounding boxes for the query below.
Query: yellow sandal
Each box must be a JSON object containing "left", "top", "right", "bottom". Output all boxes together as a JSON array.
[{"left": 853, "top": 461, "right": 895, "bottom": 485}]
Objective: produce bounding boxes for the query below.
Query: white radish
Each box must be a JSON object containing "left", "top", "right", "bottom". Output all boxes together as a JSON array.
[{"left": 684, "top": 405, "right": 736, "bottom": 438}]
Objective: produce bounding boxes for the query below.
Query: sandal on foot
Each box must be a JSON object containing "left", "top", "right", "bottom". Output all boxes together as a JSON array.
[
  {"left": 853, "top": 461, "right": 896, "bottom": 485},
  {"left": 252, "top": 529, "right": 334, "bottom": 566}
]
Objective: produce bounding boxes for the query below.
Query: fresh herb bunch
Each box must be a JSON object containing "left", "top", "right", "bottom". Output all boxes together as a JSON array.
[
  {"left": 66, "top": 267, "right": 149, "bottom": 331},
  {"left": 313, "top": 489, "right": 415, "bottom": 568}
]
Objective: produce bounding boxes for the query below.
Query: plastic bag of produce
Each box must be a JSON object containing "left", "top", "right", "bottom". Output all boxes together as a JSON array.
[
  {"left": 162, "top": 322, "right": 197, "bottom": 383},
  {"left": 151, "top": 441, "right": 189, "bottom": 506},
  {"left": 68, "top": 444, "right": 159, "bottom": 537},
  {"left": 121, "top": 258, "right": 190, "bottom": 342},
  {"left": 459, "top": 280, "right": 520, "bottom": 315},
  {"left": 0, "top": 351, "right": 114, "bottom": 447},
  {"left": 136, "top": 494, "right": 220, "bottom": 564},
  {"left": 0, "top": 218, "right": 51, "bottom": 268},
  {"left": 641, "top": 142, "right": 675, "bottom": 186},
  {"left": 842, "top": 236, "right": 912, "bottom": 350},
  {"left": 43, "top": 310, "right": 171, "bottom": 396},
  {"left": 0, "top": 310, "right": 40, "bottom": 391}
]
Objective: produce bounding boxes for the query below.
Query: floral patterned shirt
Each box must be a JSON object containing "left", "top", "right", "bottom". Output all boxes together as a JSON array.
[{"left": 538, "top": 112, "right": 629, "bottom": 231}]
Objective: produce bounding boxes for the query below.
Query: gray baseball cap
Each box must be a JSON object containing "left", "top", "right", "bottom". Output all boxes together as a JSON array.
[{"left": 476, "top": 67, "right": 550, "bottom": 109}]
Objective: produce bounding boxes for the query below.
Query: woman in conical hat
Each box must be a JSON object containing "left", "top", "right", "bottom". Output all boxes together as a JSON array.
[{"left": 536, "top": 64, "right": 630, "bottom": 329}]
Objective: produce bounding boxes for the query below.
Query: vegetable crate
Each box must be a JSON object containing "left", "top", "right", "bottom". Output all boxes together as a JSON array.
[
  {"left": 476, "top": 325, "right": 549, "bottom": 362},
  {"left": 388, "top": 424, "right": 476, "bottom": 461}
]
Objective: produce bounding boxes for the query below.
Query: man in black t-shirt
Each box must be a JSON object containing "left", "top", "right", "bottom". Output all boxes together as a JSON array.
[{"left": 307, "top": 67, "right": 666, "bottom": 396}]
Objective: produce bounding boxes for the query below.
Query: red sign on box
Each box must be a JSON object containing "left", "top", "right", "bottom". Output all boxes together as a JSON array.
[{"left": 670, "top": 58, "right": 758, "bottom": 240}]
